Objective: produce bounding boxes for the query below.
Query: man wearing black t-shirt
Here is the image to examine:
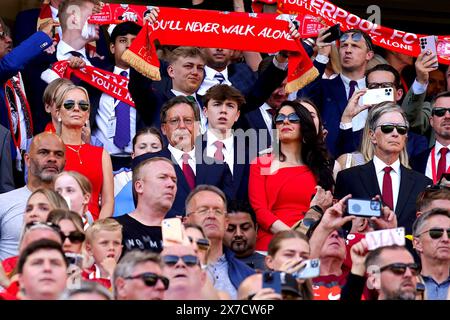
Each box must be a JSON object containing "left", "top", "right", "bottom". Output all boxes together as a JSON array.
[{"left": 115, "top": 157, "right": 177, "bottom": 254}]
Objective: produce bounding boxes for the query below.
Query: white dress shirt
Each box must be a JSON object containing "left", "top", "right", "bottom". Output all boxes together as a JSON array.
[
  {"left": 49, "top": 5, "right": 62, "bottom": 40},
  {"left": 373, "top": 156, "right": 401, "bottom": 211},
  {"left": 93, "top": 67, "right": 136, "bottom": 155},
  {"left": 206, "top": 130, "right": 234, "bottom": 175},
  {"left": 168, "top": 144, "right": 196, "bottom": 175},
  {"left": 197, "top": 65, "right": 232, "bottom": 95},
  {"left": 340, "top": 74, "right": 367, "bottom": 132},
  {"left": 259, "top": 103, "right": 275, "bottom": 139},
  {"left": 425, "top": 141, "right": 450, "bottom": 180},
  {"left": 170, "top": 89, "right": 207, "bottom": 134}
]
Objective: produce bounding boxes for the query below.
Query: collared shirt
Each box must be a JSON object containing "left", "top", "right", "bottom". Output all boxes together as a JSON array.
[
  {"left": 168, "top": 144, "right": 196, "bottom": 175},
  {"left": 259, "top": 102, "right": 275, "bottom": 138},
  {"left": 94, "top": 66, "right": 136, "bottom": 155},
  {"left": 170, "top": 89, "right": 207, "bottom": 134},
  {"left": 49, "top": 5, "right": 62, "bottom": 40},
  {"left": 425, "top": 141, "right": 450, "bottom": 180},
  {"left": 422, "top": 275, "right": 450, "bottom": 300},
  {"left": 340, "top": 74, "right": 367, "bottom": 132},
  {"left": 197, "top": 65, "right": 232, "bottom": 95},
  {"left": 206, "top": 254, "right": 237, "bottom": 299},
  {"left": 373, "top": 156, "right": 401, "bottom": 211},
  {"left": 206, "top": 129, "right": 234, "bottom": 174}
]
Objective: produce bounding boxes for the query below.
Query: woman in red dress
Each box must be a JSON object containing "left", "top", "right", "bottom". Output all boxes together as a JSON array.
[
  {"left": 55, "top": 85, "right": 114, "bottom": 220},
  {"left": 249, "top": 100, "right": 334, "bottom": 251}
]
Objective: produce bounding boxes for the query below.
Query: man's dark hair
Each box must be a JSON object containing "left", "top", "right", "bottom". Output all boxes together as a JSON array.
[
  {"left": 341, "top": 29, "right": 373, "bottom": 52},
  {"left": 17, "top": 239, "right": 67, "bottom": 274},
  {"left": 366, "top": 64, "right": 402, "bottom": 89},
  {"left": 203, "top": 84, "right": 246, "bottom": 110},
  {"left": 227, "top": 200, "right": 257, "bottom": 226},
  {"left": 364, "top": 245, "right": 408, "bottom": 270},
  {"left": 431, "top": 90, "right": 450, "bottom": 107},
  {"left": 416, "top": 187, "right": 450, "bottom": 211},
  {"left": 110, "top": 21, "right": 141, "bottom": 43},
  {"left": 160, "top": 95, "right": 200, "bottom": 124}
]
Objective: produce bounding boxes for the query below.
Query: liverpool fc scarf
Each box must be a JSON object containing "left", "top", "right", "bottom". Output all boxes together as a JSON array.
[
  {"left": 89, "top": 5, "right": 320, "bottom": 93},
  {"left": 278, "top": 0, "right": 450, "bottom": 65}
]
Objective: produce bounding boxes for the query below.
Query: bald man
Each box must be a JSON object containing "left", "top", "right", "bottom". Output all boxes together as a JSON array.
[{"left": 0, "top": 132, "right": 65, "bottom": 259}]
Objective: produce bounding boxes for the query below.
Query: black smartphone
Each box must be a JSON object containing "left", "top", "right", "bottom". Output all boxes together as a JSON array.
[
  {"left": 323, "top": 24, "right": 342, "bottom": 43},
  {"left": 262, "top": 271, "right": 282, "bottom": 294},
  {"left": 347, "top": 198, "right": 382, "bottom": 218}
]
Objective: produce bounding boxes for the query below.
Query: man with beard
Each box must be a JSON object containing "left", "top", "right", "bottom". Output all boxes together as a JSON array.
[
  {"left": 365, "top": 245, "right": 418, "bottom": 300},
  {"left": 0, "top": 132, "right": 66, "bottom": 260},
  {"left": 224, "top": 200, "right": 265, "bottom": 270},
  {"left": 411, "top": 91, "right": 450, "bottom": 183},
  {"left": 412, "top": 209, "right": 450, "bottom": 300}
]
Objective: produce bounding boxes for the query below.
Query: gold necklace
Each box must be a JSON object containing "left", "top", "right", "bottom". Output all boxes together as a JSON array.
[{"left": 66, "top": 144, "right": 84, "bottom": 164}]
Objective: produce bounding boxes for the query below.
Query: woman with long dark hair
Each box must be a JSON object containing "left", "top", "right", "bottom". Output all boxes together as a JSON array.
[{"left": 249, "top": 100, "right": 334, "bottom": 251}]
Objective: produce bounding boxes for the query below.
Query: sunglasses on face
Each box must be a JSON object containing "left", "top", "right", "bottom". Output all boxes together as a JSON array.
[
  {"left": 376, "top": 123, "right": 408, "bottom": 135},
  {"left": 162, "top": 254, "right": 199, "bottom": 267},
  {"left": 124, "top": 272, "right": 170, "bottom": 290},
  {"left": 431, "top": 107, "right": 450, "bottom": 117},
  {"left": 419, "top": 228, "right": 450, "bottom": 239},
  {"left": 274, "top": 113, "right": 301, "bottom": 125},
  {"left": 63, "top": 100, "right": 90, "bottom": 112},
  {"left": 60, "top": 231, "right": 85, "bottom": 243},
  {"left": 379, "top": 263, "right": 420, "bottom": 276},
  {"left": 187, "top": 236, "right": 210, "bottom": 251},
  {"left": 340, "top": 32, "right": 373, "bottom": 51}
]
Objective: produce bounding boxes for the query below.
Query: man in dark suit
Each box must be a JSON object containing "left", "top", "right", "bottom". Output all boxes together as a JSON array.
[
  {"left": 0, "top": 124, "right": 14, "bottom": 193},
  {"left": 134, "top": 96, "right": 234, "bottom": 218},
  {"left": 411, "top": 91, "right": 450, "bottom": 183},
  {"left": 335, "top": 103, "right": 432, "bottom": 235},
  {"left": 298, "top": 29, "right": 375, "bottom": 157}
]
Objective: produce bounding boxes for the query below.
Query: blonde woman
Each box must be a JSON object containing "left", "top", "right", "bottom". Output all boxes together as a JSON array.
[{"left": 43, "top": 78, "right": 73, "bottom": 133}]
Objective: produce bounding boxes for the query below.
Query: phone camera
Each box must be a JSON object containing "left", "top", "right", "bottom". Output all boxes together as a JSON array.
[{"left": 370, "top": 201, "right": 381, "bottom": 211}]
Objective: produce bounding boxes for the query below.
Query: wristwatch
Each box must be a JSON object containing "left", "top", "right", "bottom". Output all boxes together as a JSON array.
[{"left": 309, "top": 205, "right": 324, "bottom": 215}]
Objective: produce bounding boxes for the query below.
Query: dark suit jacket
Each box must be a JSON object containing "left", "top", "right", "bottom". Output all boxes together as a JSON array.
[
  {"left": 227, "top": 62, "right": 257, "bottom": 97},
  {"left": 335, "top": 160, "right": 432, "bottom": 234},
  {"left": 0, "top": 125, "right": 14, "bottom": 193},
  {"left": 136, "top": 146, "right": 234, "bottom": 218},
  {"left": 410, "top": 147, "right": 432, "bottom": 174},
  {"left": 237, "top": 108, "right": 272, "bottom": 152}
]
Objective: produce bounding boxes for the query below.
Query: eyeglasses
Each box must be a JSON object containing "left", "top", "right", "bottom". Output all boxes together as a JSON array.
[
  {"left": 376, "top": 123, "right": 408, "bottom": 135},
  {"left": 60, "top": 231, "right": 85, "bottom": 243},
  {"left": 187, "top": 208, "right": 226, "bottom": 217},
  {"left": 379, "top": 263, "right": 420, "bottom": 276},
  {"left": 25, "top": 221, "right": 61, "bottom": 232},
  {"left": 0, "top": 31, "right": 9, "bottom": 39},
  {"left": 187, "top": 236, "right": 210, "bottom": 251},
  {"left": 274, "top": 113, "right": 301, "bottom": 125},
  {"left": 124, "top": 272, "right": 170, "bottom": 290},
  {"left": 162, "top": 254, "right": 199, "bottom": 267},
  {"left": 164, "top": 117, "right": 194, "bottom": 127},
  {"left": 367, "top": 82, "right": 396, "bottom": 89},
  {"left": 340, "top": 31, "right": 373, "bottom": 51},
  {"left": 63, "top": 100, "right": 90, "bottom": 112},
  {"left": 431, "top": 107, "right": 450, "bottom": 117},
  {"left": 418, "top": 228, "right": 450, "bottom": 239}
]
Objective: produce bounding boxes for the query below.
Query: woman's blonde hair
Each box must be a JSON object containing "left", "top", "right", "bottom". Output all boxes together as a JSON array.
[
  {"left": 47, "top": 209, "right": 84, "bottom": 234},
  {"left": 43, "top": 78, "right": 73, "bottom": 106},
  {"left": 27, "top": 188, "right": 69, "bottom": 211},
  {"left": 55, "top": 171, "right": 92, "bottom": 197}
]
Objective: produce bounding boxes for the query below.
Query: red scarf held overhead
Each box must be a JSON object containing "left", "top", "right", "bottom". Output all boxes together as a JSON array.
[
  {"left": 89, "top": 5, "right": 320, "bottom": 93},
  {"left": 278, "top": 0, "right": 450, "bottom": 65},
  {"left": 51, "top": 60, "right": 135, "bottom": 107}
]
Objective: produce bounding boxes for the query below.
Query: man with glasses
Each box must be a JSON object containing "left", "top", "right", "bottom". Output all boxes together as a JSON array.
[
  {"left": 160, "top": 243, "right": 206, "bottom": 299},
  {"left": 412, "top": 209, "right": 450, "bottom": 299},
  {"left": 0, "top": 132, "right": 66, "bottom": 260},
  {"left": 335, "top": 104, "right": 432, "bottom": 237},
  {"left": 411, "top": 91, "right": 450, "bottom": 183},
  {"left": 113, "top": 250, "right": 168, "bottom": 300},
  {"left": 365, "top": 245, "right": 419, "bottom": 300},
  {"left": 134, "top": 96, "right": 233, "bottom": 218},
  {"left": 297, "top": 28, "right": 374, "bottom": 156},
  {"left": 338, "top": 64, "right": 428, "bottom": 158},
  {"left": 184, "top": 185, "right": 254, "bottom": 299},
  {"left": 416, "top": 185, "right": 450, "bottom": 216}
]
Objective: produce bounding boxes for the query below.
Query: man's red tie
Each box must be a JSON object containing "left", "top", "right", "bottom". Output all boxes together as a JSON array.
[
  {"left": 266, "top": 108, "right": 277, "bottom": 117},
  {"left": 182, "top": 153, "right": 195, "bottom": 190},
  {"left": 437, "top": 147, "right": 448, "bottom": 181},
  {"left": 382, "top": 166, "right": 394, "bottom": 210},
  {"left": 214, "top": 141, "right": 225, "bottom": 162}
]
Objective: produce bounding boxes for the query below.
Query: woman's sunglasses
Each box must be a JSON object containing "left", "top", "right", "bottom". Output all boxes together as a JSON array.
[
  {"left": 379, "top": 263, "right": 420, "bottom": 276},
  {"left": 124, "top": 272, "right": 170, "bottom": 290},
  {"left": 162, "top": 255, "right": 199, "bottom": 267},
  {"left": 376, "top": 124, "right": 408, "bottom": 135},
  {"left": 418, "top": 228, "right": 450, "bottom": 239},
  {"left": 60, "top": 231, "right": 85, "bottom": 243},
  {"left": 431, "top": 107, "right": 450, "bottom": 117},
  {"left": 274, "top": 113, "right": 301, "bottom": 125},
  {"left": 63, "top": 100, "right": 90, "bottom": 112},
  {"left": 187, "top": 236, "right": 210, "bottom": 251}
]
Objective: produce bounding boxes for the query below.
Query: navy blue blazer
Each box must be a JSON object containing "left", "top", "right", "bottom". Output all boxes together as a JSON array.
[
  {"left": 335, "top": 160, "right": 432, "bottom": 234},
  {"left": 227, "top": 62, "right": 257, "bottom": 97},
  {"left": 136, "top": 146, "right": 234, "bottom": 218},
  {"left": 237, "top": 108, "right": 273, "bottom": 152},
  {"left": 410, "top": 147, "right": 433, "bottom": 175}
]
